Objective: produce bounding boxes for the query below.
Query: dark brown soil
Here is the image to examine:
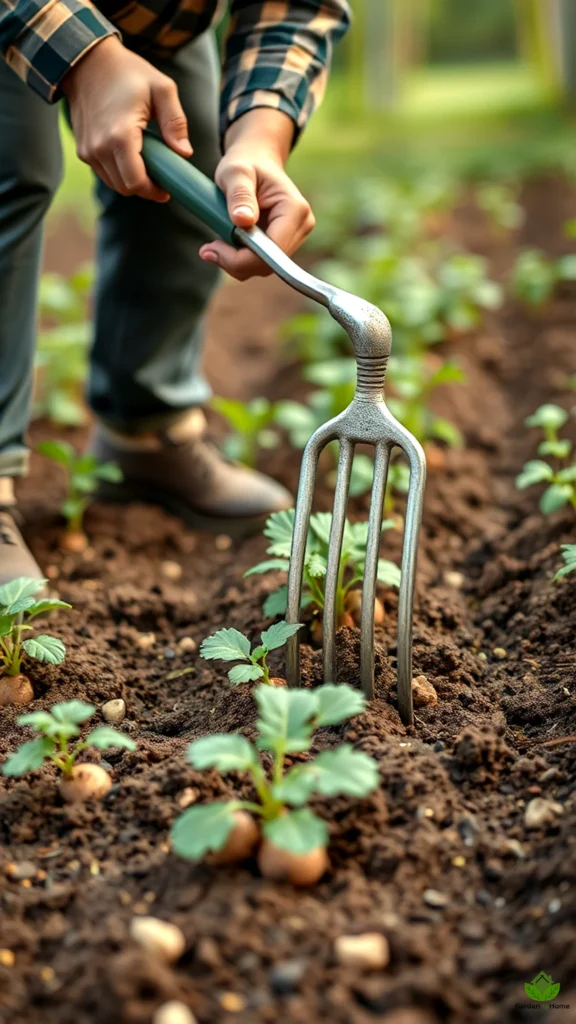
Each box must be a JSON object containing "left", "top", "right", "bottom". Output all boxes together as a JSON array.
[{"left": 1, "top": 180, "right": 576, "bottom": 1024}]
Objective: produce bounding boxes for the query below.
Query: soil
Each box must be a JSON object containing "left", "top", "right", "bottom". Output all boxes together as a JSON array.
[{"left": 1, "top": 179, "right": 576, "bottom": 1024}]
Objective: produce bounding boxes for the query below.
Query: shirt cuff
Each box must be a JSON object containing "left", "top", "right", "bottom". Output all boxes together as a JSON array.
[{"left": 3, "top": 0, "right": 120, "bottom": 103}]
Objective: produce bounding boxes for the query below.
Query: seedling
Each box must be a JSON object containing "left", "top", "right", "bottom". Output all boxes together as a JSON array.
[
  {"left": 0, "top": 577, "right": 71, "bottom": 706},
  {"left": 475, "top": 182, "right": 524, "bottom": 233},
  {"left": 511, "top": 249, "right": 576, "bottom": 307},
  {"left": 200, "top": 621, "right": 302, "bottom": 685},
  {"left": 246, "top": 509, "right": 400, "bottom": 622},
  {"left": 1, "top": 699, "right": 136, "bottom": 802},
  {"left": 516, "top": 405, "right": 576, "bottom": 515},
  {"left": 211, "top": 396, "right": 279, "bottom": 468},
  {"left": 171, "top": 682, "right": 379, "bottom": 884},
  {"left": 36, "top": 440, "right": 122, "bottom": 550},
  {"left": 35, "top": 267, "right": 93, "bottom": 426},
  {"left": 555, "top": 545, "right": 576, "bottom": 581}
]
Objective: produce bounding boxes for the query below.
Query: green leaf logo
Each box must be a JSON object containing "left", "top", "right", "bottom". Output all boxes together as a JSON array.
[{"left": 524, "top": 972, "right": 560, "bottom": 1002}]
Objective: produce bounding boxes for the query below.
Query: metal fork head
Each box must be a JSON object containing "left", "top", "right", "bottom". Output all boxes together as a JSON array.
[{"left": 285, "top": 290, "right": 427, "bottom": 727}]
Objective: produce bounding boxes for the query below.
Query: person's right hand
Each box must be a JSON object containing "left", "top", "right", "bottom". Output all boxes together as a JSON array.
[{"left": 62, "top": 35, "right": 192, "bottom": 201}]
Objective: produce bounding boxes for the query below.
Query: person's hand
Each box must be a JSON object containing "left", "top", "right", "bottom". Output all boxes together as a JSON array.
[
  {"left": 200, "top": 109, "right": 315, "bottom": 280},
  {"left": 62, "top": 36, "right": 192, "bottom": 201}
]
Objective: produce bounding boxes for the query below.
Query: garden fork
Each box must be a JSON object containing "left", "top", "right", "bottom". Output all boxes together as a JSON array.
[{"left": 142, "top": 132, "right": 427, "bottom": 725}]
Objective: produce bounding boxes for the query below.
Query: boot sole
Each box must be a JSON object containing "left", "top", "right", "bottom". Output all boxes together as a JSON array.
[{"left": 95, "top": 481, "right": 271, "bottom": 540}]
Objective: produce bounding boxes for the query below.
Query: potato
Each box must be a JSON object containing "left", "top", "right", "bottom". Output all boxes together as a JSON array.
[
  {"left": 208, "top": 811, "right": 260, "bottom": 865},
  {"left": 0, "top": 674, "right": 34, "bottom": 706},
  {"left": 60, "top": 763, "right": 112, "bottom": 803},
  {"left": 311, "top": 611, "right": 355, "bottom": 645},
  {"left": 60, "top": 530, "right": 88, "bottom": 553},
  {"left": 345, "top": 591, "right": 385, "bottom": 625},
  {"left": 258, "top": 839, "right": 329, "bottom": 886},
  {"left": 268, "top": 677, "right": 287, "bottom": 687}
]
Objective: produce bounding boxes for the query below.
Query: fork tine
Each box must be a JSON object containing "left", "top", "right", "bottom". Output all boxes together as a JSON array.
[
  {"left": 360, "top": 442, "right": 391, "bottom": 698},
  {"left": 322, "top": 440, "right": 354, "bottom": 682},
  {"left": 286, "top": 427, "right": 332, "bottom": 686},
  {"left": 396, "top": 435, "right": 426, "bottom": 725}
]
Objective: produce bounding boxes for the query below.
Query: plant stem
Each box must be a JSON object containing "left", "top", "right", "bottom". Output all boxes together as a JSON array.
[{"left": 260, "top": 654, "right": 271, "bottom": 685}]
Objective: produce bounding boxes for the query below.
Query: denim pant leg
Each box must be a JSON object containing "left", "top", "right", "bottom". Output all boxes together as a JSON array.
[
  {"left": 0, "top": 61, "right": 62, "bottom": 476},
  {"left": 89, "top": 31, "right": 222, "bottom": 433}
]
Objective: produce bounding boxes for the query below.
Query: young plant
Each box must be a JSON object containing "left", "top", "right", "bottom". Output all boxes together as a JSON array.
[
  {"left": 35, "top": 267, "right": 93, "bottom": 426},
  {"left": 246, "top": 509, "right": 400, "bottom": 624},
  {"left": 200, "top": 621, "right": 302, "bottom": 686},
  {"left": 1, "top": 699, "right": 136, "bottom": 802},
  {"left": 211, "top": 396, "right": 279, "bottom": 468},
  {"left": 511, "top": 249, "right": 576, "bottom": 307},
  {"left": 0, "top": 577, "right": 71, "bottom": 707},
  {"left": 36, "top": 440, "right": 122, "bottom": 551},
  {"left": 475, "top": 182, "right": 524, "bottom": 233},
  {"left": 171, "top": 682, "right": 379, "bottom": 885},
  {"left": 516, "top": 405, "right": 576, "bottom": 515},
  {"left": 555, "top": 544, "right": 576, "bottom": 581}
]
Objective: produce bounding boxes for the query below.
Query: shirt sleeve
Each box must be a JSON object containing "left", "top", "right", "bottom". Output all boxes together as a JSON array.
[
  {"left": 0, "top": 0, "right": 119, "bottom": 102},
  {"left": 220, "top": 0, "right": 350, "bottom": 144}
]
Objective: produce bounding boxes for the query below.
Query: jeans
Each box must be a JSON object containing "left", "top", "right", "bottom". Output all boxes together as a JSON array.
[{"left": 0, "top": 31, "right": 221, "bottom": 477}]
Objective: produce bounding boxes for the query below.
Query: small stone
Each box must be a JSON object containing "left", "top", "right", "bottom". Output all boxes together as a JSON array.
[
  {"left": 136, "top": 632, "right": 156, "bottom": 650},
  {"left": 524, "top": 797, "right": 564, "bottom": 830},
  {"left": 494, "top": 897, "right": 506, "bottom": 908},
  {"left": 153, "top": 1002, "right": 197, "bottom": 1024},
  {"left": 334, "top": 933, "right": 389, "bottom": 970},
  {"left": 423, "top": 889, "right": 449, "bottom": 909},
  {"left": 102, "top": 699, "right": 126, "bottom": 725},
  {"left": 444, "top": 570, "right": 465, "bottom": 589},
  {"left": 493, "top": 648, "right": 507, "bottom": 660},
  {"left": 0, "top": 949, "right": 15, "bottom": 966},
  {"left": 129, "top": 916, "right": 185, "bottom": 963},
  {"left": 164, "top": 648, "right": 176, "bottom": 660},
  {"left": 412, "top": 675, "right": 438, "bottom": 708},
  {"left": 218, "top": 993, "right": 246, "bottom": 1012},
  {"left": 6, "top": 861, "right": 36, "bottom": 881},
  {"left": 40, "top": 966, "right": 55, "bottom": 983},
  {"left": 478, "top": 652, "right": 488, "bottom": 662},
  {"left": 45, "top": 565, "right": 59, "bottom": 580},
  {"left": 197, "top": 937, "right": 221, "bottom": 968},
  {"left": 161, "top": 560, "right": 182, "bottom": 581},
  {"left": 476, "top": 890, "right": 491, "bottom": 907},
  {"left": 269, "top": 959, "right": 307, "bottom": 994},
  {"left": 504, "top": 839, "right": 525, "bottom": 859},
  {"left": 452, "top": 856, "right": 466, "bottom": 868},
  {"left": 548, "top": 898, "right": 562, "bottom": 914},
  {"left": 178, "top": 787, "right": 199, "bottom": 808},
  {"left": 433, "top": 740, "right": 444, "bottom": 752},
  {"left": 215, "top": 534, "right": 233, "bottom": 551},
  {"left": 178, "top": 637, "right": 197, "bottom": 653}
]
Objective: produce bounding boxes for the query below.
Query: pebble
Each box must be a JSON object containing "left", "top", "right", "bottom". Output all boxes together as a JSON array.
[
  {"left": 197, "top": 937, "right": 221, "bottom": 968},
  {"left": 452, "top": 856, "right": 466, "bottom": 868},
  {"left": 412, "top": 675, "right": 438, "bottom": 707},
  {"left": 444, "top": 570, "right": 465, "bottom": 589},
  {"left": 215, "top": 534, "right": 233, "bottom": 551},
  {"left": 269, "top": 959, "right": 307, "bottom": 994},
  {"left": 153, "top": 1002, "right": 197, "bottom": 1024},
  {"left": 6, "top": 861, "right": 36, "bottom": 881},
  {"left": 177, "top": 787, "right": 199, "bottom": 808},
  {"left": 524, "top": 797, "right": 564, "bottom": 830},
  {"left": 0, "top": 949, "right": 15, "bottom": 966},
  {"left": 164, "top": 648, "right": 176, "bottom": 660},
  {"left": 476, "top": 890, "right": 491, "bottom": 907},
  {"left": 129, "top": 916, "right": 185, "bottom": 963},
  {"left": 178, "top": 636, "right": 197, "bottom": 653},
  {"left": 334, "top": 933, "right": 389, "bottom": 970},
  {"left": 548, "top": 898, "right": 562, "bottom": 914},
  {"left": 423, "top": 889, "right": 449, "bottom": 909},
  {"left": 478, "top": 652, "right": 488, "bottom": 662},
  {"left": 101, "top": 699, "right": 126, "bottom": 725},
  {"left": 161, "top": 560, "right": 183, "bottom": 581},
  {"left": 136, "top": 632, "right": 156, "bottom": 650},
  {"left": 218, "top": 993, "right": 246, "bottom": 1012},
  {"left": 493, "top": 647, "right": 507, "bottom": 660},
  {"left": 504, "top": 839, "right": 526, "bottom": 859}
]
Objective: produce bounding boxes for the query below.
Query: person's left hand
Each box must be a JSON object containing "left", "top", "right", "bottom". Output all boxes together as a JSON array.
[{"left": 199, "top": 109, "right": 315, "bottom": 280}]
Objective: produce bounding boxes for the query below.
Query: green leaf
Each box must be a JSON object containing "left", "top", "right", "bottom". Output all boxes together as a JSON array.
[
  {"left": 314, "top": 683, "right": 366, "bottom": 727},
  {"left": 377, "top": 558, "right": 401, "bottom": 589},
  {"left": 212, "top": 396, "right": 255, "bottom": 434},
  {"left": 50, "top": 700, "right": 94, "bottom": 724},
  {"left": 556, "top": 465, "right": 576, "bottom": 483},
  {"left": 263, "top": 509, "right": 295, "bottom": 558},
  {"left": 255, "top": 685, "right": 317, "bottom": 754},
  {"left": 515, "top": 460, "right": 554, "bottom": 489},
  {"left": 200, "top": 628, "right": 251, "bottom": 663},
  {"left": 540, "top": 484, "right": 572, "bottom": 515},
  {"left": 272, "top": 765, "right": 318, "bottom": 806},
  {"left": 86, "top": 726, "right": 136, "bottom": 751},
  {"left": 306, "top": 746, "right": 380, "bottom": 797},
  {"left": 0, "top": 614, "right": 13, "bottom": 637},
  {"left": 22, "top": 635, "right": 66, "bottom": 665},
  {"left": 244, "top": 558, "right": 290, "bottom": 578},
  {"left": 543, "top": 983, "right": 561, "bottom": 1001},
  {"left": 94, "top": 461, "right": 123, "bottom": 483},
  {"left": 558, "top": 254, "right": 576, "bottom": 281},
  {"left": 260, "top": 620, "right": 302, "bottom": 653},
  {"left": 525, "top": 404, "right": 568, "bottom": 431},
  {"left": 263, "top": 586, "right": 288, "bottom": 619},
  {"left": 228, "top": 664, "right": 264, "bottom": 685},
  {"left": 188, "top": 734, "right": 257, "bottom": 772},
  {"left": 538, "top": 438, "right": 572, "bottom": 459},
  {"left": 36, "top": 439, "right": 75, "bottom": 466},
  {"left": 0, "top": 576, "right": 48, "bottom": 616},
  {"left": 430, "top": 417, "right": 462, "bottom": 448},
  {"left": 555, "top": 544, "right": 576, "bottom": 580},
  {"left": 1, "top": 736, "right": 55, "bottom": 777},
  {"left": 25, "top": 599, "right": 72, "bottom": 620},
  {"left": 263, "top": 808, "right": 328, "bottom": 854},
  {"left": 171, "top": 802, "right": 239, "bottom": 861},
  {"left": 16, "top": 710, "right": 55, "bottom": 733},
  {"left": 306, "top": 552, "right": 327, "bottom": 578}
]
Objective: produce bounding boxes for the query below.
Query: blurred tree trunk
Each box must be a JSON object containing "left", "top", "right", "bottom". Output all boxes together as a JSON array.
[{"left": 351, "top": 0, "right": 429, "bottom": 111}]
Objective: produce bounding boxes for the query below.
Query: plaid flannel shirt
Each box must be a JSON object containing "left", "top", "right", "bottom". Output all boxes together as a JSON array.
[{"left": 0, "top": 0, "right": 350, "bottom": 139}]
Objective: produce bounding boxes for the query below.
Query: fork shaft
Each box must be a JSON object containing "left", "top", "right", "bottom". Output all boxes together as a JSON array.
[
  {"left": 322, "top": 440, "right": 354, "bottom": 682},
  {"left": 360, "top": 443, "right": 391, "bottom": 698},
  {"left": 396, "top": 440, "right": 426, "bottom": 725}
]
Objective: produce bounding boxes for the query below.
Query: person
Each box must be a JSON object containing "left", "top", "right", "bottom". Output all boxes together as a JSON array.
[{"left": 0, "top": 0, "right": 350, "bottom": 583}]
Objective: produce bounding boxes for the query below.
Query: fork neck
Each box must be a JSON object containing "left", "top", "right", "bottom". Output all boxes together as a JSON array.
[{"left": 355, "top": 355, "right": 388, "bottom": 401}]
